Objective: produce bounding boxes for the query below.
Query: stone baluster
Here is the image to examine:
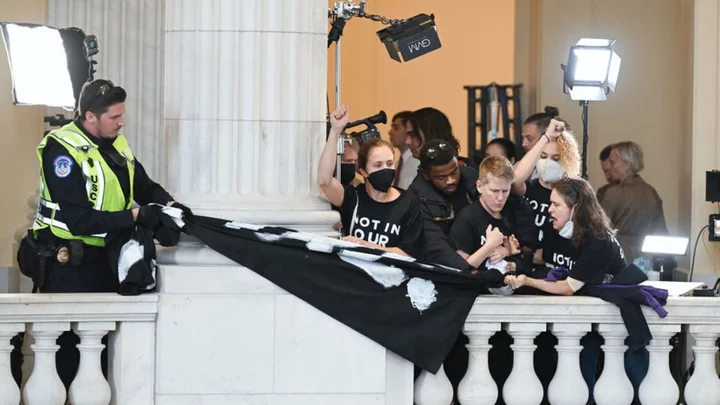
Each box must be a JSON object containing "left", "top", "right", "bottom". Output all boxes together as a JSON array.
[
  {"left": 457, "top": 323, "right": 502, "bottom": 405},
  {"left": 593, "top": 324, "right": 633, "bottom": 405},
  {"left": 0, "top": 324, "right": 24, "bottom": 405},
  {"left": 684, "top": 325, "right": 720, "bottom": 405},
  {"left": 637, "top": 324, "right": 681, "bottom": 405},
  {"left": 68, "top": 322, "right": 116, "bottom": 405},
  {"left": 23, "top": 322, "right": 69, "bottom": 405},
  {"left": 414, "top": 364, "right": 453, "bottom": 405},
  {"left": 502, "top": 323, "right": 545, "bottom": 405},
  {"left": 108, "top": 320, "right": 156, "bottom": 405},
  {"left": 547, "top": 323, "right": 591, "bottom": 405}
]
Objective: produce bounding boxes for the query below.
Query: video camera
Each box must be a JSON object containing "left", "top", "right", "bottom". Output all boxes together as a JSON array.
[{"left": 343, "top": 110, "right": 387, "bottom": 146}]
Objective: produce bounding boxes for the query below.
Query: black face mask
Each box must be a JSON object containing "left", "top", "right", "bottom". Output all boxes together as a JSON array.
[
  {"left": 367, "top": 168, "right": 396, "bottom": 192},
  {"left": 340, "top": 163, "right": 357, "bottom": 185}
]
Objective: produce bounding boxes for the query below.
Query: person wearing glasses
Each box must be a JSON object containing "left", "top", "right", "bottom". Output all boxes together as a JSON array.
[
  {"left": 408, "top": 140, "right": 478, "bottom": 271},
  {"left": 408, "top": 140, "right": 534, "bottom": 275},
  {"left": 319, "top": 105, "right": 423, "bottom": 257},
  {"left": 25, "top": 79, "right": 190, "bottom": 389}
]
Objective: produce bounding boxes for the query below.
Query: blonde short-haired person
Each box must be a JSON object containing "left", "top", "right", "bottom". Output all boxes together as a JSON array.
[
  {"left": 602, "top": 141, "right": 667, "bottom": 261},
  {"left": 449, "top": 155, "right": 535, "bottom": 270}
]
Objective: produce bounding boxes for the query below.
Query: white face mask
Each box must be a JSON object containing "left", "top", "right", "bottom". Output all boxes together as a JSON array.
[
  {"left": 536, "top": 159, "right": 565, "bottom": 184},
  {"left": 558, "top": 207, "right": 575, "bottom": 239}
]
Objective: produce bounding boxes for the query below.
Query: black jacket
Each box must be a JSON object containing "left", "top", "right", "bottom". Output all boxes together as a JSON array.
[
  {"left": 408, "top": 166, "right": 479, "bottom": 272},
  {"left": 409, "top": 165, "right": 538, "bottom": 273}
]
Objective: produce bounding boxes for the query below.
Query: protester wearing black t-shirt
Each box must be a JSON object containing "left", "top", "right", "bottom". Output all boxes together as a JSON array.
[
  {"left": 524, "top": 179, "right": 552, "bottom": 235},
  {"left": 506, "top": 177, "right": 626, "bottom": 294},
  {"left": 511, "top": 118, "right": 581, "bottom": 250},
  {"left": 506, "top": 177, "right": 650, "bottom": 405},
  {"left": 319, "top": 105, "right": 422, "bottom": 257},
  {"left": 538, "top": 221, "right": 577, "bottom": 270},
  {"left": 337, "top": 182, "right": 422, "bottom": 256},
  {"left": 449, "top": 155, "right": 536, "bottom": 271},
  {"left": 446, "top": 154, "right": 537, "bottom": 403}
]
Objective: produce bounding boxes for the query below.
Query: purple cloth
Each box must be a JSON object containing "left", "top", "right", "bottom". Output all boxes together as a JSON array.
[
  {"left": 546, "top": 266, "right": 570, "bottom": 281},
  {"left": 544, "top": 266, "right": 669, "bottom": 318},
  {"left": 594, "top": 284, "right": 669, "bottom": 318}
]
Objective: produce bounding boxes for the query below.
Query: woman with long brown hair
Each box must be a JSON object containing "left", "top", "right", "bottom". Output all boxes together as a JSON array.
[
  {"left": 506, "top": 177, "right": 652, "bottom": 405},
  {"left": 505, "top": 177, "right": 626, "bottom": 295}
]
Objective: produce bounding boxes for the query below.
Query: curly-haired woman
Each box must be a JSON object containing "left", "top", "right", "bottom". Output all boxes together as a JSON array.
[{"left": 511, "top": 118, "right": 581, "bottom": 243}]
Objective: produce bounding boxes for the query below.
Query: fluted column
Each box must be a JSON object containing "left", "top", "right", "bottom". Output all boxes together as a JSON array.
[
  {"left": 163, "top": 0, "right": 336, "bottom": 233},
  {"left": 48, "top": 0, "right": 166, "bottom": 179}
]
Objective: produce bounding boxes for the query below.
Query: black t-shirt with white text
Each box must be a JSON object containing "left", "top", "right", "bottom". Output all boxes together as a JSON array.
[
  {"left": 448, "top": 201, "right": 515, "bottom": 268},
  {"left": 337, "top": 184, "right": 423, "bottom": 257},
  {"left": 570, "top": 232, "right": 627, "bottom": 284},
  {"left": 541, "top": 222, "right": 578, "bottom": 270},
  {"left": 524, "top": 179, "right": 552, "bottom": 241}
]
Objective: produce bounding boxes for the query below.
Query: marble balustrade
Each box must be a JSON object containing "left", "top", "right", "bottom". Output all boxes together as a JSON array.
[
  {"left": 1, "top": 292, "right": 719, "bottom": 405},
  {"left": 416, "top": 295, "right": 720, "bottom": 405},
  {"left": 0, "top": 293, "right": 157, "bottom": 405}
]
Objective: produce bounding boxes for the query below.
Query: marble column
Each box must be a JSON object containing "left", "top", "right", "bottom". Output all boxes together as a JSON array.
[
  {"left": 162, "top": 0, "right": 337, "bottom": 234},
  {"left": 48, "top": 0, "right": 166, "bottom": 179}
]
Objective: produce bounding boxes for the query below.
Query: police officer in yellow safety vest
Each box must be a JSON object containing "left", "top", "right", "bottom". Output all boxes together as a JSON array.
[{"left": 27, "top": 79, "right": 192, "bottom": 389}]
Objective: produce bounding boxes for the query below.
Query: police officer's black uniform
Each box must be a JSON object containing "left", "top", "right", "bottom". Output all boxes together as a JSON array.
[{"left": 16, "top": 80, "right": 184, "bottom": 390}]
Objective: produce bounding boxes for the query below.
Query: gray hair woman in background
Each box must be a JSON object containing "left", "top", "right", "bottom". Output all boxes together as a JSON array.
[{"left": 600, "top": 141, "right": 668, "bottom": 261}]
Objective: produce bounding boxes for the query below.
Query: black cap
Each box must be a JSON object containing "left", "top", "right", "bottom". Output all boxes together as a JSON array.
[{"left": 77, "top": 79, "right": 118, "bottom": 115}]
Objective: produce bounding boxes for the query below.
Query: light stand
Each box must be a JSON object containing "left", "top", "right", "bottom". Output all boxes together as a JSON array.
[
  {"left": 580, "top": 100, "right": 589, "bottom": 179},
  {"left": 327, "top": 1, "right": 441, "bottom": 178},
  {"left": 328, "top": 1, "right": 366, "bottom": 177},
  {"left": 561, "top": 38, "right": 621, "bottom": 180}
]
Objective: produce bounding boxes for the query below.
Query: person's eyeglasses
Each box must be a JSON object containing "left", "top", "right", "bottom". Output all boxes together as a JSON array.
[{"left": 425, "top": 142, "right": 453, "bottom": 160}]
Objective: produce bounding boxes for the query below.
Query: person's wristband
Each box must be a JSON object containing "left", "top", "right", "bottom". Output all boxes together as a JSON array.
[{"left": 542, "top": 133, "right": 550, "bottom": 142}]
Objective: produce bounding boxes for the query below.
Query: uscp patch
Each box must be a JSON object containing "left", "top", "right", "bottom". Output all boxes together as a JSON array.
[{"left": 53, "top": 155, "right": 73, "bottom": 178}]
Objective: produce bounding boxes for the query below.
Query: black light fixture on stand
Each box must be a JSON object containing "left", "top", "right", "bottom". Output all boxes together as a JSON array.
[
  {"left": 561, "top": 38, "right": 621, "bottom": 179},
  {"left": 327, "top": 1, "right": 441, "bottom": 177}
]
